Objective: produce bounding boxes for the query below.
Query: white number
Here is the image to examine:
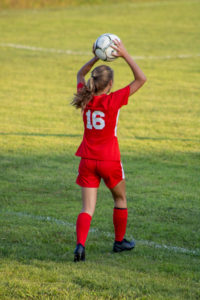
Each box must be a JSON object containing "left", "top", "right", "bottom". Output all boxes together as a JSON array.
[
  {"left": 86, "top": 110, "right": 105, "bottom": 130},
  {"left": 92, "top": 111, "right": 105, "bottom": 129},
  {"left": 86, "top": 110, "right": 92, "bottom": 129}
]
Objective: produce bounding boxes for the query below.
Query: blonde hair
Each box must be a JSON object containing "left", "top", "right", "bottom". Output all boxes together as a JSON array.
[{"left": 71, "top": 65, "right": 113, "bottom": 110}]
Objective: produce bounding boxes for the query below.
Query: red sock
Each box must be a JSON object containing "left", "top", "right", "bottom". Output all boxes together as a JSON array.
[
  {"left": 76, "top": 212, "right": 92, "bottom": 246},
  {"left": 113, "top": 207, "right": 128, "bottom": 242}
]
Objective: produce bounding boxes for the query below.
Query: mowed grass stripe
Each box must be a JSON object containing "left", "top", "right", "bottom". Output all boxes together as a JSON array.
[{"left": 2, "top": 211, "right": 200, "bottom": 256}]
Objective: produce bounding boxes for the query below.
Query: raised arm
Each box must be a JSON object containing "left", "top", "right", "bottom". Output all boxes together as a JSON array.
[
  {"left": 77, "top": 56, "right": 99, "bottom": 85},
  {"left": 112, "top": 40, "right": 147, "bottom": 96}
]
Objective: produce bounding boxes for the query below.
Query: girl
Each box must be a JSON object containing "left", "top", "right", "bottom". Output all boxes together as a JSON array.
[{"left": 72, "top": 39, "right": 146, "bottom": 262}]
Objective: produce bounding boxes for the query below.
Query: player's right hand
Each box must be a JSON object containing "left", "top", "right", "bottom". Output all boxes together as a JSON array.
[{"left": 92, "top": 43, "right": 96, "bottom": 56}]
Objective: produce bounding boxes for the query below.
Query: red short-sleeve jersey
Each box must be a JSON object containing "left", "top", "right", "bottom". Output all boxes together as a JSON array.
[{"left": 75, "top": 83, "right": 130, "bottom": 161}]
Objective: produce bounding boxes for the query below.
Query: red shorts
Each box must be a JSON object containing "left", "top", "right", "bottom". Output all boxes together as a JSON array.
[{"left": 76, "top": 158, "right": 125, "bottom": 189}]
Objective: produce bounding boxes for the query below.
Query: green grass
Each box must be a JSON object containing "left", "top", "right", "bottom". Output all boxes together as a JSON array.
[{"left": 0, "top": 0, "right": 200, "bottom": 299}]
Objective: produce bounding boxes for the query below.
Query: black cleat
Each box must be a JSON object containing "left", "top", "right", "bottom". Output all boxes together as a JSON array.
[
  {"left": 74, "top": 244, "right": 85, "bottom": 262},
  {"left": 113, "top": 238, "right": 135, "bottom": 253}
]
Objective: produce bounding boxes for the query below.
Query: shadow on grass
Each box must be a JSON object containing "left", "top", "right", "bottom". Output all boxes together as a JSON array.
[
  {"left": 1, "top": 132, "right": 200, "bottom": 142},
  {"left": 0, "top": 150, "right": 199, "bottom": 263},
  {"left": 0, "top": 132, "right": 81, "bottom": 138},
  {"left": 134, "top": 136, "right": 200, "bottom": 142}
]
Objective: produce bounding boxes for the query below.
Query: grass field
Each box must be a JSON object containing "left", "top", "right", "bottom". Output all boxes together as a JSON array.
[{"left": 0, "top": 0, "right": 200, "bottom": 299}]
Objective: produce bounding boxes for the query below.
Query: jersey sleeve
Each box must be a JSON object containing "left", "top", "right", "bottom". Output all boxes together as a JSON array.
[
  {"left": 77, "top": 82, "right": 84, "bottom": 92},
  {"left": 108, "top": 85, "right": 130, "bottom": 110}
]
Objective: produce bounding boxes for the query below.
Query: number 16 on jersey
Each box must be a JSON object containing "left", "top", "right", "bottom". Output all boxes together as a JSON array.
[{"left": 86, "top": 110, "right": 105, "bottom": 130}]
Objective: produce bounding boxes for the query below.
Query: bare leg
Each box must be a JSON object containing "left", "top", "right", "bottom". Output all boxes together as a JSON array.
[
  {"left": 110, "top": 179, "right": 127, "bottom": 208},
  {"left": 74, "top": 187, "right": 98, "bottom": 260},
  {"left": 81, "top": 187, "right": 98, "bottom": 217}
]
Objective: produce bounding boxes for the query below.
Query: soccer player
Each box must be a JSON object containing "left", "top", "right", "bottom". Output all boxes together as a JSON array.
[{"left": 71, "top": 39, "right": 146, "bottom": 262}]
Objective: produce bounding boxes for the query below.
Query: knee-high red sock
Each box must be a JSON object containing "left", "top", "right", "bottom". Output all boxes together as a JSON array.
[
  {"left": 113, "top": 207, "right": 128, "bottom": 242},
  {"left": 76, "top": 212, "right": 92, "bottom": 247}
]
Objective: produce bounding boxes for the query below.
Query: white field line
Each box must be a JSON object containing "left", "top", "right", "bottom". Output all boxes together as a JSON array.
[
  {"left": 0, "top": 43, "right": 90, "bottom": 56},
  {"left": 3, "top": 211, "right": 200, "bottom": 257},
  {"left": 0, "top": 43, "right": 200, "bottom": 61}
]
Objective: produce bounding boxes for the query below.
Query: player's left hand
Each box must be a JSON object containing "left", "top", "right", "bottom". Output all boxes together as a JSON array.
[{"left": 111, "top": 40, "right": 128, "bottom": 58}]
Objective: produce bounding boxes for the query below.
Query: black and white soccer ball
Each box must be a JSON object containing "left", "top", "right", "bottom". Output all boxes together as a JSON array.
[{"left": 94, "top": 33, "right": 120, "bottom": 62}]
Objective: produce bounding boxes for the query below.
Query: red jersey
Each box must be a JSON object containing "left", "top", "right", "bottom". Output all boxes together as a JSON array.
[{"left": 75, "top": 83, "right": 130, "bottom": 161}]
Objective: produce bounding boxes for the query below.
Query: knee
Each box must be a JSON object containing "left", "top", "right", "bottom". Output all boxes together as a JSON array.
[
  {"left": 115, "top": 195, "right": 126, "bottom": 202},
  {"left": 114, "top": 196, "right": 127, "bottom": 208}
]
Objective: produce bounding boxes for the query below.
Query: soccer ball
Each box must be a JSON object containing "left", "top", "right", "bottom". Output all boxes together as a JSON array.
[{"left": 94, "top": 33, "right": 120, "bottom": 62}]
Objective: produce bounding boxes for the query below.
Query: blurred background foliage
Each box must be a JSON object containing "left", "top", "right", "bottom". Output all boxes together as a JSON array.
[{"left": 0, "top": 0, "right": 171, "bottom": 9}]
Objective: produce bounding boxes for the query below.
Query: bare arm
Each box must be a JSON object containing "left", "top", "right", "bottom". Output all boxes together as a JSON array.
[
  {"left": 112, "top": 40, "right": 147, "bottom": 96},
  {"left": 77, "top": 56, "right": 99, "bottom": 85}
]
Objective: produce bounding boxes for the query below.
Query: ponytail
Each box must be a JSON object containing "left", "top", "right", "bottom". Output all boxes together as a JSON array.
[
  {"left": 71, "top": 65, "right": 113, "bottom": 111},
  {"left": 71, "top": 77, "right": 95, "bottom": 111}
]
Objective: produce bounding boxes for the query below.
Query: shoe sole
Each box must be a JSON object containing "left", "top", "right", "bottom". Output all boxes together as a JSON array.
[{"left": 113, "top": 246, "right": 135, "bottom": 253}]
